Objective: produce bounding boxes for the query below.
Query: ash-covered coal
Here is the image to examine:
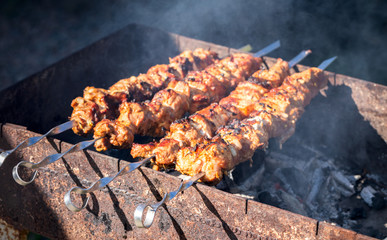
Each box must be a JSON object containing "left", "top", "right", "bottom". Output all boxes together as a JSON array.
[
  {"left": 216, "top": 85, "right": 387, "bottom": 238},
  {"left": 218, "top": 137, "right": 387, "bottom": 238}
]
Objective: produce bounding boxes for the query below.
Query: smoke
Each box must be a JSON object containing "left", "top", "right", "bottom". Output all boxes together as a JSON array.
[
  {"left": 1, "top": 0, "right": 386, "bottom": 91},
  {"left": 110, "top": 0, "right": 387, "bottom": 84}
]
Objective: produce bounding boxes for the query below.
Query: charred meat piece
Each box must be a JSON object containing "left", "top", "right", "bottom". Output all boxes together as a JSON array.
[
  {"left": 175, "top": 67, "right": 327, "bottom": 183},
  {"left": 131, "top": 59, "right": 290, "bottom": 166},
  {"left": 93, "top": 53, "right": 262, "bottom": 151},
  {"left": 70, "top": 49, "right": 218, "bottom": 136}
]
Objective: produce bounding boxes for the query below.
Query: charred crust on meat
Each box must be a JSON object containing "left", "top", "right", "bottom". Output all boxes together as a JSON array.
[
  {"left": 173, "top": 116, "right": 188, "bottom": 124},
  {"left": 234, "top": 127, "right": 241, "bottom": 134},
  {"left": 181, "top": 60, "right": 193, "bottom": 75},
  {"left": 193, "top": 144, "right": 199, "bottom": 152},
  {"left": 140, "top": 81, "right": 152, "bottom": 90},
  {"left": 193, "top": 56, "right": 201, "bottom": 69},
  {"left": 168, "top": 67, "right": 180, "bottom": 77}
]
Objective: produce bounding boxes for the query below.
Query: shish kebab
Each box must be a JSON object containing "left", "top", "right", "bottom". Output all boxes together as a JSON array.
[
  {"left": 133, "top": 57, "right": 336, "bottom": 228},
  {"left": 131, "top": 50, "right": 311, "bottom": 169},
  {"left": 71, "top": 48, "right": 219, "bottom": 136},
  {"left": 63, "top": 49, "right": 309, "bottom": 212},
  {"left": 174, "top": 62, "right": 333, "bottom": 183},
  {"left": 0, "top": 48, "right": 218, "bottom": 167},
  {"left": 91, "top": 47, "right": 273, "bottom": 151},
  {"left": 12, "top": 41, "right": 280, "bottom": 186}
]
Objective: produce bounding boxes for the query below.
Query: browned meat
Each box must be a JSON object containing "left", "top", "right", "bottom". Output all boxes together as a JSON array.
[
  {"left": 131, "top": 59, "right": 290, "bottom": 166},
  {"left": 175, "top": 67, "right": 328, "bottom": 183},
  {"left": 70, "top": 49, "right": 218, "bottom": 136},
  {"left": 93, "top": 53, "right": 262, "bottom": 151},
  {"left": 70, "top": 97, "right": 99, "bottom": 135}
]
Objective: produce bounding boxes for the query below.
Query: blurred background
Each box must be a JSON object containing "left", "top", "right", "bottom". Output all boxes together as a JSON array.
[{"left": 0, "top": 0, "right": 386, "bottom": 91}]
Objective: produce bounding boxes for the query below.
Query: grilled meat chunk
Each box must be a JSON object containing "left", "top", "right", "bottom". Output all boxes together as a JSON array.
[
  {"left": 70, "top": 49, "right": 218, "bottom": 136},
  {"left": 93, "top": 53, "right": 262, "bottom": 151},
  {"left": 131, "top": 59, "right": 290, "bottom": 166},
  {"left": 175, "top": 67, "right": 327, "bottom": 183}
]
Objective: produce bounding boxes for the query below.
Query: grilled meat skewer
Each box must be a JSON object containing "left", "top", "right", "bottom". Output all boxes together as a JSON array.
[
  {"left": 70, "top": 49, "right": 219, "bottom": 136},
  {"left": 175, "top": 66, "right": 330, "bottom": 183},
  {"left": 131, "top": 57, "right": 293, "bottom": 166},
  {"left": 93, "top": 53, "right": 262, "bottom": 151}
]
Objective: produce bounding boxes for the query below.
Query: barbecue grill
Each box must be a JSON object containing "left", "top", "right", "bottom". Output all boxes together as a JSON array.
[{"left": 0, "top": 24, "right": 386, "bottom": 239}]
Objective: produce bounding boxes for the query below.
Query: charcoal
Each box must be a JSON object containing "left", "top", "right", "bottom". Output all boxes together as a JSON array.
[
  {"left": 215, "top": 174, "right": 236, "bottom": 191},
  {"left": 274, "top": 167, "right": 307, "bottom": 198},
  {"left": 278, "top": 190, "right": 308, "bottom": 216},
  {"left": 332, "top": 171, "right": 355, "bottom": 193},
  {"left": 306, "top": 167, "right": 326, "bottom": 205},
  {"left": 370, "top": 193, "right": 386, "bottom": 210},
  {"left": 349, "top": 207, "right": 367, "bottom": 219},
  {"left": 258, "top": 191, "right": 281, "bottom": 208},
  {"left": 360, "top": 186, "right": 386, "bottom": 209},
  {"left": 237, "top": 164, "right": 265, "bottom": 192}
]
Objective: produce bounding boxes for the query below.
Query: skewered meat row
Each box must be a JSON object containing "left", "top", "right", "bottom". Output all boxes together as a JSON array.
[
  {"left": 174, "top": 67, "right": 328, "bottom": 183},
  {"left": 93, "top": 53, "right": 262, "bottom": 151},
  {"left": 70, "top": 49, "right": 219, "bottom": 136},
  {"left": 131, "top": 58, "right": 290, "bottom": 167}
]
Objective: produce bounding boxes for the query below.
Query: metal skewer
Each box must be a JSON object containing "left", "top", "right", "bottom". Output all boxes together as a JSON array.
[
  {"left": 288, "top": 50, "right": 312, "bottom": 68},
  {"left": 133, "top": 53, "right": 335, "bottom": 229},
  {"left": 253, "top": 40, "right": 280, "bottom": 57},
  {"left": 9, "top": 41, "right": 281, "bottom": 187},
  {"left": 2, "top": 46, "right": 258, "bottom": 169},
  {"left": 0, "top": 121, "right": 74, "bottom": 167},
  {"left": 64, "top": 156, "right": 154, "bottom": 212},
  {"left": 317, "top": 56, "right": 337, "bottom": 70},
  {"left": 59, "top": 41, "right": 281, "bottom": 211},
  {"left": 134, "top": 172, "right": 204, "bottom": 228},
  {"left": 12, "top": 137, "right": 100, "bottom": 186}
]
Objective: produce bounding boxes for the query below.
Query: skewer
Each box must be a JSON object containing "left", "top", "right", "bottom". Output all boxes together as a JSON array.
[
  {"left": 10, "top": 41, "right": 280, "bottom": 186},
  {"left": 132, "top": 56, "right": 336, "bottom": 228},
  {"left": 175, "top": 56, "right": 337, "bottom": 183},
  {"left": 1, "top": 46, "right": 251, "bottom": 168},
  {"left": 253, "top": 40, "right": 280, "bottom": 57},
  {"left": 71, "top": 48, "right": 220, "bottom": 136},
  {"left": 288, "top": 50, "right": 312, "bottom": 68},
  {"left": 0, "top": 121, "right": 74, "bottom": 167},
  {"left": 317, "top": 56, "right": 337, "bottom": 70},
  {"left": 134, "top": 172, "right": 204, "bottom": 228},
  {"left": 64, "top": 156, "right": 154, "bottom": 212},
  {"left": 12, "top": 137, "right": 100, "bottom": 186},
  {"left": 58, "top": 42, "right": 280, "bottom": 212},
  {"left": 1, "top": 49, "right": 220, "bottom": 168},
  {"left": 131, "top": 49, "right": 311, "bottom": 168},
  {"left": 92, "top": 41, "right": 281, "bottom": 152},
  {"left": 64, "top": 47, "right": 306, "bottom": 213}
]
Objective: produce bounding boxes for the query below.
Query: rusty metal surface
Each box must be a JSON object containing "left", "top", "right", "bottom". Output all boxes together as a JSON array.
[
  {"left": 0, "top": 218, "right": 27, "bottom": 240},
  {"left": 0, "top": 124, "right": 377, "bottom": 240},
  {"left": 331, "top": 73, "right": 387, "bottom": 144},
  {"left": 0, "top": 24, "right": 385, "bottom": 239},
  {"left": 317, "top": 222, "right": 357, "bottom": 240},
  {"left": 293, "top": 66, "right": 387, "bottom": 144}
]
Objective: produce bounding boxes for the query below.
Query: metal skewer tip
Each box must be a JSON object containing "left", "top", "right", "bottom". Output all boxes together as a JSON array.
[
  {"left": 0, "top": 120, "right": 74, "bottom": 167},
  {"left": 64, "top": 156, "right": 154, "bottom": 212},
  {"left": 253, "top": 40, "right": 280, "bottom": 58},
  {"left": 288, "top": 49, "right": 312, "bottom": 68},
  {"left": 12, "top": 137, "right": 99, "bottom": 186},
  {"left": 134, "top": 172, "right": 204, "bottom": 228},
  {"left": 317, "top": 56, "right": 337, "bottom": 70}
]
